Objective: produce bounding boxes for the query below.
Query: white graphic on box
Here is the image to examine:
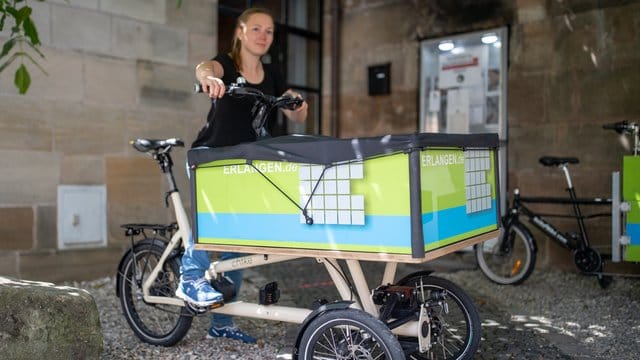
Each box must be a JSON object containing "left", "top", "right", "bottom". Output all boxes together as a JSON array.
[
  {"left": 464, "top": 150, "right": 492, "bottom": 214},
  {"left": 299, "top": 162, "right": 364, "bottom": 225}
]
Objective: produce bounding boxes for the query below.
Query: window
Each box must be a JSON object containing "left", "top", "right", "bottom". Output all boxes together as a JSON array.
[
  {"left": 218, "top": 0, "right": 323, "bottom": 135},
  {"left": 419, "top": 27, "right": 507, "bottom": 137},
  {"left": 419, "top": 27, "right": 508, "bottom": 212}
]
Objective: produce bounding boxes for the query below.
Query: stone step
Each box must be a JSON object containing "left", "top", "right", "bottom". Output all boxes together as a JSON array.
[{"left": 0, "top": 276, "right": 103, "bottom": 359}]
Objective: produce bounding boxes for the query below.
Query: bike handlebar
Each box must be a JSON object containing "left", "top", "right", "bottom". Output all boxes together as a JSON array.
[
  {"left": 602, "top": 120, "right": 638, "bottom": 135},
  {"left": 194, "top": 77, "right": 304, "bottom": 135},
  {"left": 193, "top": 79, "right": 304, "bottom": 111},
  {"left": 603, "top": 120, "right": 639, "bottom": 156}
]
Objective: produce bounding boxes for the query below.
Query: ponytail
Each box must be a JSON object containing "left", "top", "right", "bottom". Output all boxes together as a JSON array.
[{"left": 228, "top": 7, "right": 273, "bottom": 72}]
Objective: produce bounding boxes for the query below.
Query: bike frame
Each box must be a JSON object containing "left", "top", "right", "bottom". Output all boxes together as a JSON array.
[
  {"left": 139, "top": 150, "right": 419, "bottom": 337},
  {"left": 506, "top": 163, "right": 611, "bottom": 252}
]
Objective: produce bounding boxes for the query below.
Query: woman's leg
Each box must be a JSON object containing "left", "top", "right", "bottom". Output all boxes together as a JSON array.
[
  {"left": 211, "top": 252, "right": 243, "bottom": 327},
  {"left": 180, "top": 240, "right": 211, "bottom": 280},
  {"left": 208, "top": 252, "right": 256, "bottom": 343},
  {"left": 176, "top": 236, "right": 223, "bottom": 306}
]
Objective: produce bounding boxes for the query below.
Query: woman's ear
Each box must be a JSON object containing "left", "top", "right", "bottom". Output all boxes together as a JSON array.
[{"left": 236, "top": 26, "right": 243, "bottom": 41}]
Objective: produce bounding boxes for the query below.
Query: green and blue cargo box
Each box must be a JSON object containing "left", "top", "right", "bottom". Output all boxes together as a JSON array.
[
  {"left": 623, "top": 156, "right": 640, "bottom": 261},
  {"left": 189, "top": 133, "right": 500, "bottom": 263}
]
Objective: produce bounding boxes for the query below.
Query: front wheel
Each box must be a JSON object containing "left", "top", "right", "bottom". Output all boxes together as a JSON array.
[
  {"left": 397, "top": 275, "right": 481, "bottom": 360},
  {"left": 116, "top": 239, "right": 192, "bottom": 346},
  {"left": 298, "top": 308, "right": 404, "bottom": 360},
  {"left": 475, "top": 222, "right": 536, "bottom": 285}
]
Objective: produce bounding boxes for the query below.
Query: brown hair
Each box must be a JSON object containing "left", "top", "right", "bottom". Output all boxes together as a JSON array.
[{"left": 229, "top": 7, "right": 274, "bottom": 72}]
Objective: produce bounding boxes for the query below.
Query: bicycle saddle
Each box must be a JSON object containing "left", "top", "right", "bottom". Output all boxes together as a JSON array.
[
  {"left": 539, "top": 156, "right": 579, "bottom": 167},
  {"left": 131, "top": 138, "right": 184, "bottom": 153}
]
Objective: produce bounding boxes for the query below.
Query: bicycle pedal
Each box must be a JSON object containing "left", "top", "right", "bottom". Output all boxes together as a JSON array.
[
  {"left": 185, "top": 302, "right": 212, "bottom": 315},
  {"left": 209, "top": 302, "right": 224, "bottom": 310},
  {"left": 259, "top": 281, "right": 280, "bottom": 305}
]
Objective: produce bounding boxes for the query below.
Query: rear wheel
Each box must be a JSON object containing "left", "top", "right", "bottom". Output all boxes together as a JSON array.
[
  {"left": 397, "top": 275, "right": 481, "bottom": 360},
  {"left": 117, "top": 239, "right": 192, "bottom": 346},
  {"left": 298, "top": 308, "right": 404, "bottom": 360},
  {"left": 475, "top": 223, "right": 536, "bottom": 285}
]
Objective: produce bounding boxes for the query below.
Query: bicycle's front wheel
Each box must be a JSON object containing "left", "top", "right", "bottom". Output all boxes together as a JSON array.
[
  {"left": 298, "top": 308, "right": 404, "bottom": 360},
  {"left": 117, "top": 239, "right": 192, "bottom": 346},
  {"left": 475, "top": 222, "right": 536, "bottom": 285},
  {"left": 397, "top": 275, "right": 481, "bottom": 360}
]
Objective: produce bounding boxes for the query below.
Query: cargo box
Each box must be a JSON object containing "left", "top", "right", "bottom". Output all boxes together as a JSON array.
[
  {"left": 189, "top": 133, "right": 500, "bottom": 262},
  {"left": 623, "top": 156, "right": 640, "bottom": 261}
]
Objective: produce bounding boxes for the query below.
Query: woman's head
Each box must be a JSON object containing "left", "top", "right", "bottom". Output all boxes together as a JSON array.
[{"left": 230, "top": 8, "right": 274, "bottom": 71}]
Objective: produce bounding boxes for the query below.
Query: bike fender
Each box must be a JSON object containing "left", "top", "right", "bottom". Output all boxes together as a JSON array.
[
  {"left": 395, "top": 270, "right": 434, "bottom": 285},
  {"left": 115, "top": 237, "right": 178, "bottom": 298},
  {"left": 514, "top": 221, "right": 537, "bottom": 253},
  {"left": 291, "top": 300, "right": 354, "bottom": 359}
]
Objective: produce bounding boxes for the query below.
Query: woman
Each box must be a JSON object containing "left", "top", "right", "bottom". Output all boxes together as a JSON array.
[{"left": 176, "top": 7, "right": 308, "bottom": 344}]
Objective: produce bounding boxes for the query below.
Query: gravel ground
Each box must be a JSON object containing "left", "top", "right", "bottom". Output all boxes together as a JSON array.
[
  {"left": 442, "top": 268, "right": 640, "bottom": 359},
  {"left": 67, "top": 261, "right": 640, "bottom": 359}
]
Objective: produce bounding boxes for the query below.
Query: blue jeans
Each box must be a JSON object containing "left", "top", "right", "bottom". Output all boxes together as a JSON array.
[
  {"left": 181, "top": 157, "right": 243, "bottom": 328},
  {"left": 180, "top": 236, "right": 243, "bottom": 328}
]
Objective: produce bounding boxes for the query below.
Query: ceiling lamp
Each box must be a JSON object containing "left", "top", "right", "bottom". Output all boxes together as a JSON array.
[
  {"left": 481, "top": 34, "right": 498, "bottom": 44},
  {"left": 438, "top": 41, "right": 454, "bottom": 51}
]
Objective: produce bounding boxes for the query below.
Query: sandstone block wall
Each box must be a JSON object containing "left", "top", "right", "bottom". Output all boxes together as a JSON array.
[
  {"left": 0, "top": 0, "right": 216, "bottom": 281},
  {"left": 331, "top": 0, "right": 640, "bottom": 271},
  {"left": 1, "top": 0, "right": 638, "bottom": 281}
]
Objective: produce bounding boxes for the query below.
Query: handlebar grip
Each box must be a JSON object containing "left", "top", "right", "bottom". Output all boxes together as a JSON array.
[
  {"left": 282, "top": 97, "right": 304, "bottom": 110},
  {"left": 193, "top": 82, "right": 248, "bottom": 96},
  {"left": 603, "top": 120, "right": 631, "bottom": 134}
]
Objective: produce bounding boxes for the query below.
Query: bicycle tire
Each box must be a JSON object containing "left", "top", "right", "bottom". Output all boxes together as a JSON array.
[
  {"left": 117, "top": 239, "right": 192, "bottom": 346},
  {"left": 298, "top": 308, "right": 404, "bottom": 360},
  {"left": 397, "top": 275, "right": 481, "bottom": 360},
  {"left": 475, "top": 222, "right": 536, "bottom": 285}
]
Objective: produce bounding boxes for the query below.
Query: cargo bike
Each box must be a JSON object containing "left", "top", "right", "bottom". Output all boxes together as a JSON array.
[{"left": 115, "top": 84, "right": 501, "bottom": 359}]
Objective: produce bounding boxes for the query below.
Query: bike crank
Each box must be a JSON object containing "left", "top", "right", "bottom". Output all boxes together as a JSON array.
[
  {"left": 573, "top": 247, "right": 602, "bottom": 273},
  {"left": 185, "top": 301, "right": 224, "bottom": 315}
]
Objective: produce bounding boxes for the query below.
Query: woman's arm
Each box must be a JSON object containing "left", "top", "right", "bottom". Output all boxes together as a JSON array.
[
  {"left": 281, "top": 89, "right": 308, "bottom": 123},
  {"left": 195, "top": 60, "right": 226, "bottom": 98}
]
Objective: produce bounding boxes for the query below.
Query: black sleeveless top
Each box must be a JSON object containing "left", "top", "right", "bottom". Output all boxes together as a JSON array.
[{"left": 192, "top": 53, "right": 286, "bottom": 148}]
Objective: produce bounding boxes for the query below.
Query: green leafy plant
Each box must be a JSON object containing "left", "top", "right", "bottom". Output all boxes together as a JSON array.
[{"left": 0, "top": 0, "right": 46, "bottom": 94}]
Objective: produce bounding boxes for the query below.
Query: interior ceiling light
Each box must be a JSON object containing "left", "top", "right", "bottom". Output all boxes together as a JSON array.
[
  {"left": 451, "top": 47, "right": 464, "bottom": 54},
  {"left": 438, "top": 41, "right": 454, "bottom": 51},
  {"left": 481, "top": 34, "right": 498, "bottom": 44}
]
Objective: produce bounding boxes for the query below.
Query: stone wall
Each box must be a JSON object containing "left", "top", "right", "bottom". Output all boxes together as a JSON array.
[
  {"left": 0, "top": 0, "right": 217, "bottom": 281},
  {"left": 2, "top": 0, "right": 639, "bottom": 281},
  {"left": 332, "top": 0, "right": 640, "bottom": 271}
]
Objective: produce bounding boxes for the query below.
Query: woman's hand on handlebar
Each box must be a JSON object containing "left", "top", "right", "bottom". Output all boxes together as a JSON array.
[
  {"left": 195, "top": 60, "right": 226, "bottom": 99},
  {"left": 282, "top": 89, "right": 308, "bottom": 123},
  {"left": 201, "top": 76, "right": 226, "bottom": 99}
]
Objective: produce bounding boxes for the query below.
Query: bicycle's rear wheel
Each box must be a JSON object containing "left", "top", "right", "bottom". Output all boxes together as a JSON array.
[
  {"left": 475, "top": 223, "right": 536, "bottom": 285},
  {"left": 117, "top": 239, "right": 192, "bottom": 346}
]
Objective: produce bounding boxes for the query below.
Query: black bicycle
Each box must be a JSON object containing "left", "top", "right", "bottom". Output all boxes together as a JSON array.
[{"left": 475, "top": 120, "right": 639, "bottom": 289}]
